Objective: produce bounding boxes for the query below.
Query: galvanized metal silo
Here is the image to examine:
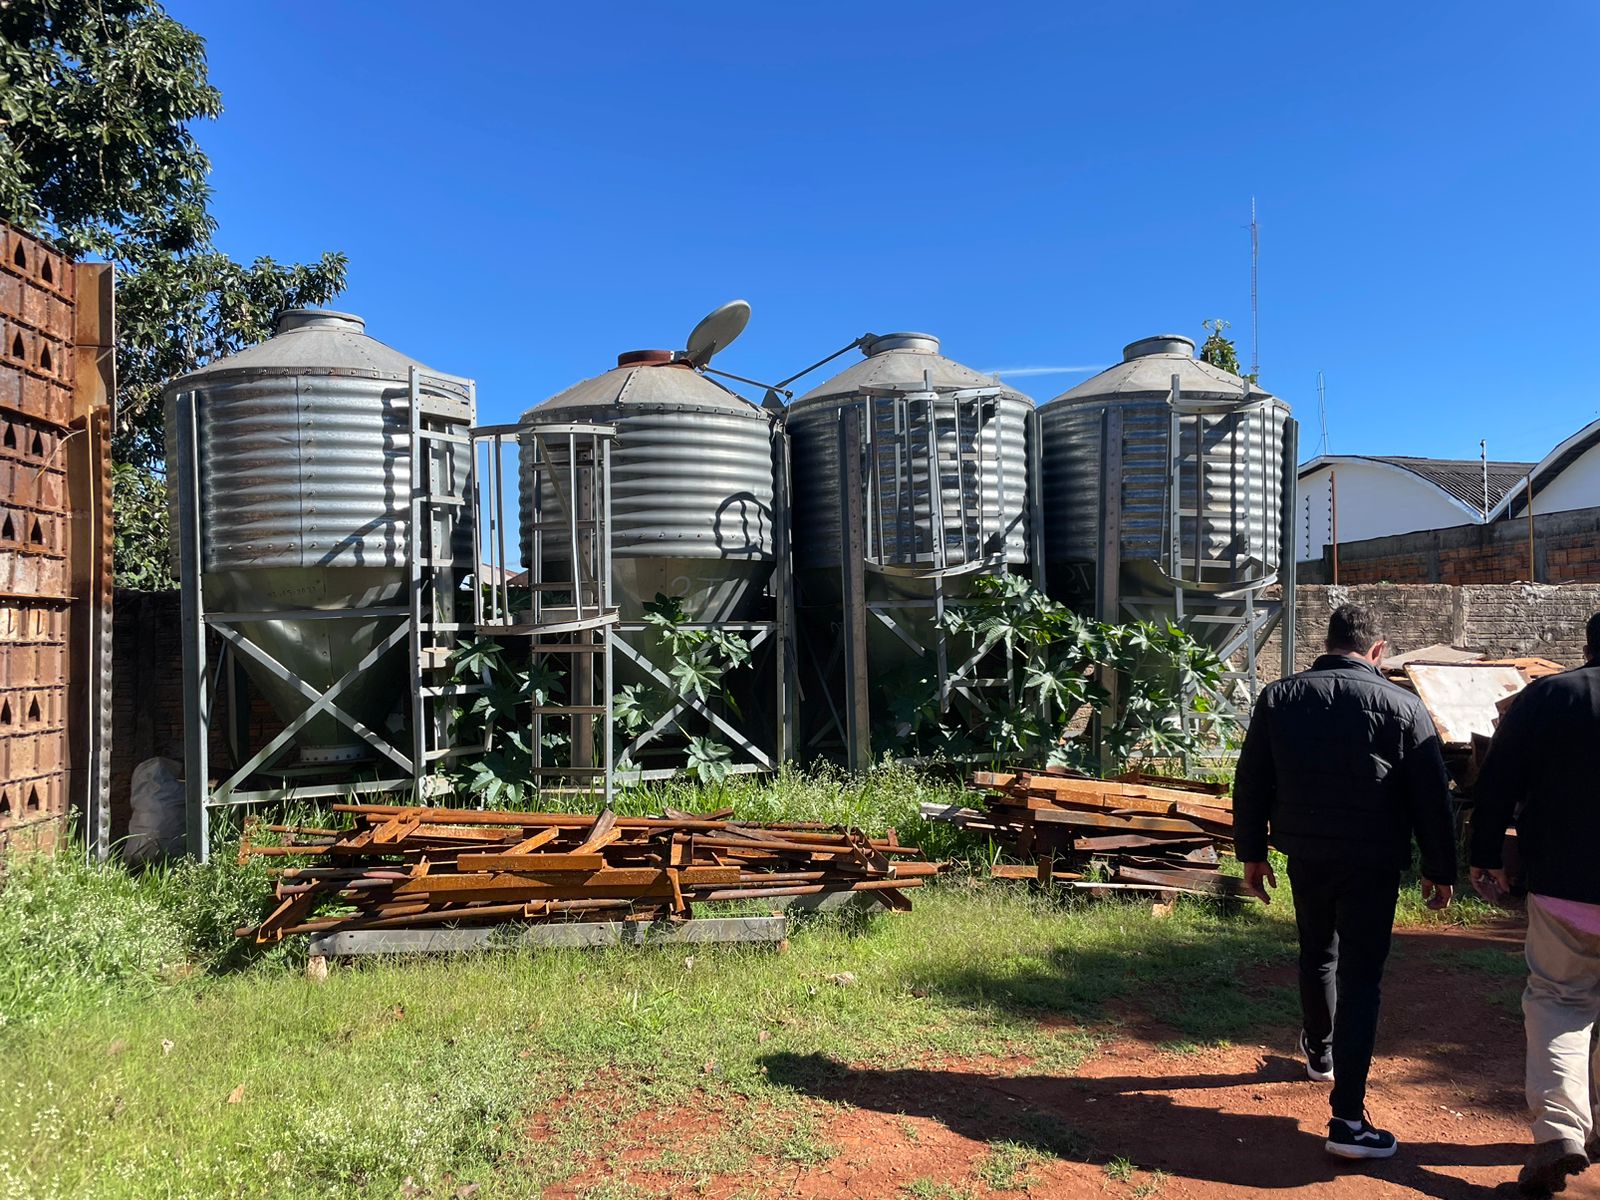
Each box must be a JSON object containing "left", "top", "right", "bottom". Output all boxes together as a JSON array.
[
  {"left": 785, "top": 333, "right": 1036, "bottom": 763},
  {"left": 517, "top": 348, "right": 782, "bottom": 774},
  {"left": 164, "top": 309, "right": 473, "bottom": 784},
  {"left": 1038, "top": 333, "right": 1295, "bottom": 688}
]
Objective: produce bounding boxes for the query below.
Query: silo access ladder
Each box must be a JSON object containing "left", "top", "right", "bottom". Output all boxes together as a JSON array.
[{"left": 468, "top": 420, "right": 619, "bottom": 809}]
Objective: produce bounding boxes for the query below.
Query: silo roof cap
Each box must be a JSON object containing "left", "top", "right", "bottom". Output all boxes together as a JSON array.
[
  {"left": 1123, "top": 334, "right": 1195, "bottom": 361},
  {"left": 162, "top": 307, "right": 464, "bottom": 395}
]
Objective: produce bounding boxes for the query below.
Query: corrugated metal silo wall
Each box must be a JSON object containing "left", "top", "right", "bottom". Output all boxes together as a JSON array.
[{"left": 0, "top": 224, "right": 114, "bottom": 854}]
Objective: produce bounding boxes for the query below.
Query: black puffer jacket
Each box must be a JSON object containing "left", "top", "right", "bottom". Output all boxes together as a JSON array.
[
  {"left": 1470, "top": 663, "right": 1600, "bottom": 904},
  {"left": 1234, "top": 655, "right": 1457, "bottom": 882}
]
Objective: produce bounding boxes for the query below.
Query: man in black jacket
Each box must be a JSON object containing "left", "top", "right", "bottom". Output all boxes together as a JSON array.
[
  {"left": 1235, "top": 603, "right": 1456, "bottom": 1161},
  {"left": 1470, "top": 613, "right": 1600, "bottom": 1198}
]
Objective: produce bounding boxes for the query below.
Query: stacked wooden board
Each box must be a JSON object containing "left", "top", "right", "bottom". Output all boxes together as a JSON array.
[
  {"left": 924, "top": 769, "right": 1247, "bottom": 899},
  {"left": 237, "top": 803, "right": 942, "bottom": 943}
]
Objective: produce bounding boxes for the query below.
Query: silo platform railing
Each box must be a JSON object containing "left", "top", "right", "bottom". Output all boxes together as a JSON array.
[
  {"left": 816, "top": 382, "right": 1041, "bottom": 768},
  {"left": 176, "top": 367, "right": 477, "bottom": 861},
  {"left": 1088, "top": 382, "right": 1299, "bottom": 736},
  {"left": 471, "top": 421, "right": 618, "bottom": 808}
]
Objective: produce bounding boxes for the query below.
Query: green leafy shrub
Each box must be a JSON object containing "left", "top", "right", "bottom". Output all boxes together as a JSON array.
[{"left": 888, "top": 573, "right": 1234, "bottom": 771}]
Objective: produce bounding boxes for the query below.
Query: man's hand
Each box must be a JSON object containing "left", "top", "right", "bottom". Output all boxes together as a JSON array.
[
  {"left": 1420, "top": 879, "right": 1453, "bottom": 910},
  {"left": 1242, "top": 860, "right": 1277, "bottom": 905},
  {"left": 1469, "top": 866, "right": 1511, "bottom": 904}
]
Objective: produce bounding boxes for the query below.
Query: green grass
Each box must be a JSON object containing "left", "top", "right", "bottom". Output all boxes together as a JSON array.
[
  {"left": 904, "top": 1180, "right": 978, "bottom": 1200},
  {"left": 976, "top": 1138, "right": 1049, "bottom": 1190},
  {"left": 1104, "top": 1155, "right": 1137, "bottom": 1182},
  {"left": 0, "top": 875, "right": 1285, "bottom": 1197},
  {"left": 0, "top": 766, "right": 1524, "bottom": 1198}
]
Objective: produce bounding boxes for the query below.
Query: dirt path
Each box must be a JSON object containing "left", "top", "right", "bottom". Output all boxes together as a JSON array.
[{"left": 547, "top": 921, "right": 1600, "bottom": 1198}]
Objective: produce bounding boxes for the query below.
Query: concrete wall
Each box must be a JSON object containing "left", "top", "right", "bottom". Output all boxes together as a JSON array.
[
  {"left": 1260, "top": 582, "right": 1600, "bottom": 680},
  {"left": 1299, "top": 505, "right": 1600, "bottom": 587}
]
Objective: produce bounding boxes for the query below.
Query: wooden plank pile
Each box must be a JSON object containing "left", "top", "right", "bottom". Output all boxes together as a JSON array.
[
  {"left": 237, "top": 803, "right": 942, "bottom": 943},
  {"left": 924, "top": 769, "right": 1247, "bottom": 899}
]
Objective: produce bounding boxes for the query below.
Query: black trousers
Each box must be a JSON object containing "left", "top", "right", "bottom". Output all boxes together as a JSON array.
[{"left": 1286, "top": 857, "right": 1401, "bottom": 1120}]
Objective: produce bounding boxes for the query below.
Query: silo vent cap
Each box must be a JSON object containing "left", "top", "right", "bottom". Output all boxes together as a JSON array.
[
  {"left": 863, "top": 332, "right": 940, "bottom": 357},
  {"left": 1122, "top": 334, "right": 1195, "bottom": 361},
  {"left": 275, "top": 309, "right": 367, "bottom": 336},
  {"left": 617, "top": 349, "right": 678, "bottom": 367}
]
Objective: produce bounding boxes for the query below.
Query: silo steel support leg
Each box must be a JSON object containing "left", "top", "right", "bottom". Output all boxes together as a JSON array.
[
  {"left": 1093, "top": 407, "right": 1124, "bottom": 770},
  {"left": 176, "top": 391, "right": 211, "bottom": 862},
  {"left": 838, "top": 408, "right": 871, "bottom": 772},
  {"left": 1280, "top": 419, "right": 1300, "bottom": 682}
]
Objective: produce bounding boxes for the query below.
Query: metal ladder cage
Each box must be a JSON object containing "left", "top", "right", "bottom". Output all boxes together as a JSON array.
[
  {"left": 611, "top": 419, "right": 793, "bottom": 785},
  {"left": 1113, "top": 376, "right": 1299, "bottom": 740},
  {"left": 471, "top": 420, "right": 617, "bottom": 808},
  {"left": 823, "top": 382, "right": 1029, "bottom": 768},
  {"left": 177, "top": 367, "right": 477, "bottom": 862}
]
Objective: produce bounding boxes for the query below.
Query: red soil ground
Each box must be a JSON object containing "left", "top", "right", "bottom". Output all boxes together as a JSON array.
[{"left": 544, "top": 920, "right": 1599, "bottom": 1199}]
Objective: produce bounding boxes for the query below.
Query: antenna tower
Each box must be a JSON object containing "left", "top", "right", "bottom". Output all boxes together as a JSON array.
[
  {"left": 1250, "top": 197, "right": 1260, "bottom": 378},
  {"left": 1317, "top": 370, "right": 1329, "bottom": 454}
]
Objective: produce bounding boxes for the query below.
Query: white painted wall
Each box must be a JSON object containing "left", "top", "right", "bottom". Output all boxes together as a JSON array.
[
  {"left": 1533, "top": 440, "right": 1600, "bottom": 516},
  {"left": 1297, "top": 460, "right": 1478, "bottom": 562}
]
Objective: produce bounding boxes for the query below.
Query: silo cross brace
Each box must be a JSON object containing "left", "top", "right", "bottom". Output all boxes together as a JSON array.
[{"left": 610, "top": 627, "right": 777, "bottom": 776}]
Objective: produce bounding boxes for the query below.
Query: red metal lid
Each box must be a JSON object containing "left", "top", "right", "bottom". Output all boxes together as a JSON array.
[{"left": 617, "top": 349, "right": 677, "bottom": 367}]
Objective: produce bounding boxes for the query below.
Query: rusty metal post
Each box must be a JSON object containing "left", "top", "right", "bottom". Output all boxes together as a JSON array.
[{"left": 1526, "top": 473, "right": 1537, "bottom": 583}]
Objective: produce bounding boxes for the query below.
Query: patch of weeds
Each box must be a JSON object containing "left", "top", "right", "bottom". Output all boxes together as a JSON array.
[
  {"left": 977, "top": 1139, "right": 1047, "bottom": 1189},
  {"left": 578, "top": 1184, "right": 655, "bottom": 1200},
  {"left": 1104, "top": 1155, "right": 1136, "bottom": 1183},
  {"left": 1132, "top": 1169, "right": 1170, "bottom": 1197},
  {"left": 904, "top": 1179, "right": 978, "bottom": 1200},
  {"left": 1015, "top": 1108, "right": 1091, "bottom": 1159},
  {"left": 779, "top": 1120, "right": 836, "bottom": 1167}
]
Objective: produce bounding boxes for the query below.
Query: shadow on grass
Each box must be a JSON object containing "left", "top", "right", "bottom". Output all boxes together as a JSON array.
[
  {"left": 926, "top": 895, "right": 1303, "bottom": 1044},
  {"left": 761, "top": 1052, "right": 1526, "bottom": 1199}
]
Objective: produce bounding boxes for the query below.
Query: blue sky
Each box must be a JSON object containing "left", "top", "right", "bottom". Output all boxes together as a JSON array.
[{"left": 169, "top": 0, "right": 1600, "bottom": 465}]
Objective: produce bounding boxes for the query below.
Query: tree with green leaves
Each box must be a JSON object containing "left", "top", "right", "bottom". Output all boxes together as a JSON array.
[
  {"left": 1198, "top": 318, "right": 1255, "bottom": 383},
  {"left": 0, "top": 0, "right": 347, "bottom": 583}
]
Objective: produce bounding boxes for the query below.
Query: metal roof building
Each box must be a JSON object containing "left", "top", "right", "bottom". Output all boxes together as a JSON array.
[{"left": 1296, "top": 453, "right": 1535, "bottom": 563}]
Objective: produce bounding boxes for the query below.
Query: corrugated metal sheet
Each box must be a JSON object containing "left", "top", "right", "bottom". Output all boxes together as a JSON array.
[
  {"left": 162, "top": 310, "right": 468, "bottom": 762},
  {"left": 518, "top": 358, "right": 776, "bottom": 621},
  {"left": 787, "top": 335, "right": 1034, "bottom": 573},
  {"left": 1040, "top": 335, "right": 1290, "bottom": 597},
  {"left": 1368, "top": 456, "right": 1533, "bottom": 512}
]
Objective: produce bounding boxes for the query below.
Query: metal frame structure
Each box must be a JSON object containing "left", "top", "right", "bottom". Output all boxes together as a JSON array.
[
  {"left": 178, "top": 368, "right": 475, "bottom": 861},
  {"left": 813, "top": 379, "right": 1028, "bottom": 770},
  {"left": 609, "top": 421, "right": 792, "bottom": 783},
  {"left": 1093, "top": 388, "right": 1300, "bottom": 739},
  {"left": 473, "top": 421, "right": 618, "bottom": 807}
]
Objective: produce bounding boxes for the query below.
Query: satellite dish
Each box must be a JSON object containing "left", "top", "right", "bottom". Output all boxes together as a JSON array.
[{"left": 684, "top": 300, "right": 751, "bottom": 368}]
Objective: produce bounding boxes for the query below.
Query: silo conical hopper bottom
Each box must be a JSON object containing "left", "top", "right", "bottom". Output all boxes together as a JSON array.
[{"left": 205, "top": 567, "right": 409, "bottom": 766}]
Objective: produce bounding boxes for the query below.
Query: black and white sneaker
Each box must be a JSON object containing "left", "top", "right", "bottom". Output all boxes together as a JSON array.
[
  {"left": 1325, "top": 1116, "right": 1398, "bottom": 1160},
  {"left": 1299, "top": 1030, "right": 1334, "bottom": 1082}
]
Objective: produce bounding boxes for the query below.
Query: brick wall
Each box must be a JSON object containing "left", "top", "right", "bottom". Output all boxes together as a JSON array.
[
  {"left": 0, "top": 226, "right": 77, "bottom": 851},
  {"left": 1260, "top": 582, "right": 1600, "bottom": 680},
  {"left": 1302, "top": 506, "right": 1600, "bottom": 586}
]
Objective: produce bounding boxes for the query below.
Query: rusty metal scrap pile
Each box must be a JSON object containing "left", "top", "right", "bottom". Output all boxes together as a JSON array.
[
  {"left": 237, "top": 803, "right": 942, "bottom": 942},
  {"left": 932, "top": 770, "right": 1247, "bottom": 900}
]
